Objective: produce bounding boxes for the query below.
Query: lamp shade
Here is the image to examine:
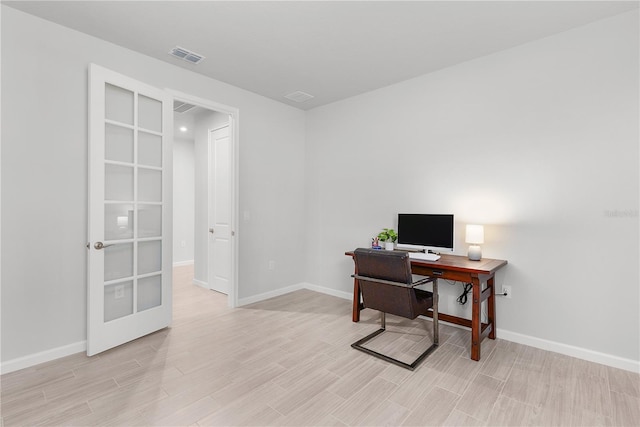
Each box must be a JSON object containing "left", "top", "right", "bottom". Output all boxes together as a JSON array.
[{"left": 465, "top": 224, "right": 484, "bottom": 244}]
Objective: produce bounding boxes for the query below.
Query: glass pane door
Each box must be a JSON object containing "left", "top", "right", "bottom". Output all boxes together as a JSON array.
[{"left": 88, "top": 64, "right": 172, "bottom": 356}]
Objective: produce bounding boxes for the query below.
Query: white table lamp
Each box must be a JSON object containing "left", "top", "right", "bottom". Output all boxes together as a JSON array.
[{"left": 465, "top": 224, "right": 484, "bottom": 261}]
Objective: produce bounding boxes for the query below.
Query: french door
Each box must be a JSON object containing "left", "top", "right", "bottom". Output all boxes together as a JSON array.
[{"left": 87, "top": 64, "right": 172, "bottom": 356}]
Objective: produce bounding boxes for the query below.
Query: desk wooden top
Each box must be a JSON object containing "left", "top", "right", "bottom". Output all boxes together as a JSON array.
[{"left": 345, "top": 251, "right": 507, "bottom": 275}]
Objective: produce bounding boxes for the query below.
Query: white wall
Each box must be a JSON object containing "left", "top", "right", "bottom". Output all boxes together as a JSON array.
[
  {"left": 305, "top": 11, "right": 639, "bottom": 365},
  {"left": 1, "top": 6, "right": 307, "bottom": 364},
  {"left": 173, "top": 136, "right": 195, "bottom": 265}
]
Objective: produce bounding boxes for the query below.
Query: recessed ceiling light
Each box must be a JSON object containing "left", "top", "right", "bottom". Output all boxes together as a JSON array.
[{"left": 179, "top": 126, "right": 188, "bottom": 132}]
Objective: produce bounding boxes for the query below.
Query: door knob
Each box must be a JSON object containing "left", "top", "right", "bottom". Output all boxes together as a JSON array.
[
  {"left": 209, "top": 228, "right": 215, "bottom": 234},
  {"left": 94, "top": 242, "right": 113, "bottom": 250}
]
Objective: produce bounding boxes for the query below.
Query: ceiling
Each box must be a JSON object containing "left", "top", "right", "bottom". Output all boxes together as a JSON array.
[{"left": 4, "top": 1, "right": 638, "bottom": 110}]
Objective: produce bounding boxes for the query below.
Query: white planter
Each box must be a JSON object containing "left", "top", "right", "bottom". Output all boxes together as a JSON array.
[{"left": 384, "top": 241, "right": 395, "bottom": 251}]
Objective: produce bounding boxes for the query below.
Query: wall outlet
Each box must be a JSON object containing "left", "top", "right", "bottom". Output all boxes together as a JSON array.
[
  {"left": 114, "top": 285, "right": 125, "bottom": 299},
  {"left": 268, "top": 260, "right": 275, "bottom": 271},
  {"left": 180, "top": 240, "right": 186, "bottom": 248},
  {"left": 502, "top": 285, "right": 512, "bottom": 299}
]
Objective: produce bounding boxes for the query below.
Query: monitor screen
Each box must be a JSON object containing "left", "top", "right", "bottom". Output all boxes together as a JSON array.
[{"left": 397, "top": 214, "right": 454, "bottom": 252}]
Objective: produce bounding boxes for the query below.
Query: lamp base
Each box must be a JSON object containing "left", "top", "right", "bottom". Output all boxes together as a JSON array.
[{"left": 468, "top": 245, "right": 482, "bottom": 261}]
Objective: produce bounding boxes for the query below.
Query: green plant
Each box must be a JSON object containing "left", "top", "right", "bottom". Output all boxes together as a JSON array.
[{"left": 377, "top": 228, "right": 398, "bottom": 243}]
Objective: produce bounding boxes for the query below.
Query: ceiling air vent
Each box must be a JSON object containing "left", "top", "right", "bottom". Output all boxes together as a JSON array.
[
  {"left": 169, "top": 46, "right": 205, "bottom": 65},
  {"left": 173, "top": 100, "right": 197, "bottom": 113},
  {"left": 284, "top": 91, "right": 314, "bottom": 103}
]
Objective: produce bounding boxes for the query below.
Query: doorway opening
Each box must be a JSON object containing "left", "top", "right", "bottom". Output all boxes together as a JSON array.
[{"left": 170, "top": 91, "right": 239, "bottom": 308}]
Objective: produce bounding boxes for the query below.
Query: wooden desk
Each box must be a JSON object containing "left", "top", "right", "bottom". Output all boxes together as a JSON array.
[{"left": 346, "top": 251, "right": 507, "bottom": 361}]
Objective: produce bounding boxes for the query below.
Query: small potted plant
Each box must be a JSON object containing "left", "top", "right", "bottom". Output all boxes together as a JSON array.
[{"left": 378, "top": 228, "right": 398, "bottom": 251}]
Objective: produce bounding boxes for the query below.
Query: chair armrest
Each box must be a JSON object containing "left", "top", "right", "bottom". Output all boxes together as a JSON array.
[
  {"left": 352, "top": 274, "right": 435, "bottom": 288},
  {"left": 412, "top": 277, "right": 436, "bottom": 287}
]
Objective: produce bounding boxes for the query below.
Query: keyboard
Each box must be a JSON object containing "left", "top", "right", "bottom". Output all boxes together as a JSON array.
[{"left": 408, "top": 252, "right": 440, "bottom": 261}]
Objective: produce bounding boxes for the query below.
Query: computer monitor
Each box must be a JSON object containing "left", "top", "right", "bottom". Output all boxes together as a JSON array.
[{"left": 397, "top": 214, "right": 455, "bottom": 253}]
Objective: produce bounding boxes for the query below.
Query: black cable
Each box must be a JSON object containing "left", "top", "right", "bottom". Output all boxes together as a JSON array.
[{"left": 457, "top": 283, "right": 473, "bottom": 305}]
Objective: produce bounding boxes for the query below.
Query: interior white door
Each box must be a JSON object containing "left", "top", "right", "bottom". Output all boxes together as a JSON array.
[
  {"left": 87, "top": 64, "right": 172, "bottom": 356},
  {"left": 208, "top": 124, "right": 233, "bottom": 294}
]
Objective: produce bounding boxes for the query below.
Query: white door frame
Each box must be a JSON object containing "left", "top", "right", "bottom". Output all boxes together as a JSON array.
[{"left": 167, "top": 89, "right": 239, "bottom": 308}]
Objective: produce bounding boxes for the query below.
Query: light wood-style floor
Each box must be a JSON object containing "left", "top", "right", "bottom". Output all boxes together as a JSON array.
[{"left": 2, "top": 265, "right": 639, "bottom": 426}]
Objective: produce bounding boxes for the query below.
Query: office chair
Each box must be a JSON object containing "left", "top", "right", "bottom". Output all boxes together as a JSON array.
[{"left": 351, "top": 248, "right": 439, "bottom": 370}]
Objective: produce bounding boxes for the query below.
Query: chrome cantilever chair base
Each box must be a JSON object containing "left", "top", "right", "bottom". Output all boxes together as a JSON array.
[{"left": 351, "top": 312, "right": 438, "bottom": 371}]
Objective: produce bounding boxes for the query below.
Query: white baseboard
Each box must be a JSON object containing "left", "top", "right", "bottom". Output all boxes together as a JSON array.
[
  {"left": 237, "top": 283, "right": 305, "bottom": 306},
  {"left": 496, "top": 328, "right": 640, "bottom": 373},
  {"left": 192, "top": 278, "right": 208, "bottom": 289},
  {"left": 294, "top": 282, "right": 640, "bottom": 373},
  {"left": 0, "top": 282, "right": 358, "bottom": 375},
  {"left": 173, "top": 260, "right": 194, "bottom": 267},
  {"left": 237, "top": 282, "right": 352, "bottom": 307},
  {"left": 301, "top": 282, "right": 353, "bottom": 301},
  {"left": 1, "top": 341, "right": 86, "bottom": 375},
  {"left": 5, "top": 284, "right": 638, "bottom": 375}
]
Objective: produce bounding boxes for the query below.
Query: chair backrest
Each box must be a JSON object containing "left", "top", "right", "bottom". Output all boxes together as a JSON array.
[
  {"left": 353, "top": 248, "right": 413, "bottom": 284},
  {"left": 353, "top": 248, "right": 421, "bottom": 319}
]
